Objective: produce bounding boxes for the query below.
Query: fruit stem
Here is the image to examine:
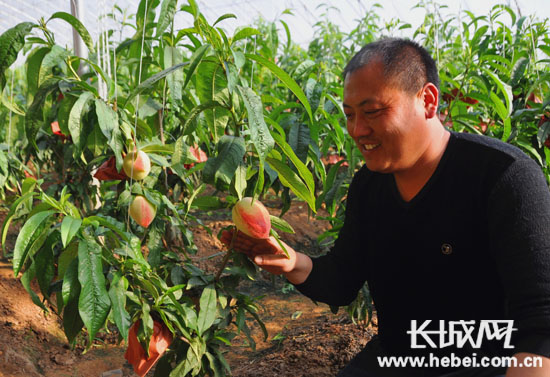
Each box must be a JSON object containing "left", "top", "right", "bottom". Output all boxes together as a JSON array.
[{"left": 215, "top": 229, "right": 237, "bottom": 281}]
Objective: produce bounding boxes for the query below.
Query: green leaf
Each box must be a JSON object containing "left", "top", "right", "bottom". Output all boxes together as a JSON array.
[
  {"left": 12, "top": 210, "right": 56, "bottom": 276},
  {"left": 213, "top": 13, "right": 236, "bottom": 26},
  {"left": 63, "top": 294, "right": 84, "bottom": 344},
  {"left": 205, "top": 351, "right": 224, "bottom": 377},
  {"left": 94, "top": 98, "right": 115, "bottom": 140},
  {"left": 147, "top": 222, "right": 165, "bottom": 268},
  {"left": 232, "top": 50, "right": 245, "bottom": 71},
  {"left": 62, "top": 258, "right": 79, "bottom": 305},
  {"left": 141, "top": 143, "right": 174, "bottom": 154},
  {"left": 58, "top": 242, "right": 78, "bottom": 279},
  {"left": 25, "top": 78, "right": 60, "bottom": 152},
  {"left": 225, "top": 61, "right": 238, "bottom": 94},
  {"left": 74, "top": 56, "right": 114, "bottom": 98},
  {"left": 1, "top": 191, "right": 36, "bottom": 255},
  {"left": 190, "top": 196, "right": 223, "bottom": 210},
  {"left": 203, "top": 135, "right": 246, "bottom": 190},
  {"left": 156, "top": 0, "right": 178, "bottom": 37},
  {"left": 197, "top": 285, "right": 216, "bottom": 335},
  {"left": 182, "top": 100, "right": 224, "bottom": 136},
  {"left": 182, "top": 44, "right": 210, "bottom": 91},
  {"left": 95, "top": 99, "right": 123, "bottom": 170},
  {"left": 232, "top": 27, "right": 261, "bottom": 44},
  {"left": 233, "top": 164, "right": 247, "bottom": 200},
  {"left": 489, "top": 92, "right": 509, "bottom": 121},
  {"left": 280, "top": 20, "right": 291, "bottom": 50},
  {"left": 78, "top": 237, "right": 111, "bottom": 344},
  {"left": 170, "top": 337, "right": 205, "bottom": 377},
  {"left": 195, "top": 57, "right": 230, "bottom": 142},
  {"left": 21, "top": 262, "right": 48, "bottom": 311},
  {"left": 503, "top": 117, "right": 512, "bottom": 143},
  {"left": 57, "top": 95, "right": 78, "bottom": 135},
  {"left": 471, "top": 25, "right": 489, "bottom": 48},
  {"left": 271, "top": 131, "right": 315, "bottom": 194},
  {"left": 305, "top": 78, "right": 323, "bottom": 114},
  {"left": 270, "top": 215, "right": 295, "bottom": 234},
  {"left": 63, "top": 258, "right": 84, "bottom": 344},
  {"left": 35, "top": 233, "right": 57, "bottom": 298},
  {"left": 69, "top": 92, "right": 94, "bottom": 161},
  {"left": 509, "top": 57, "right": 528, "bottom": 87},
  {"left": 483, "top": 69, "right": 512, "bottom": 117},
  {"left": 38, "top": 45, "right": 70, "bottom": 88},
  {"left": 26, "top": 47, "right": 50, "bottom": 94},
  {"left": 124, "top": 62, "right": 189, "bottom": 109},
  {"left": 266, "top": 155, "right": 316, "bottom": 212},
  {"left": 515, "top": 140, "right": 543, "bottom": 166},
  {"left": 0, "top": 22, "right": 34, "bottom": 90},
  {"left": 246, "top": 53, "right": 312, "bottom": 122},
  {"left": 537, "top": 121, "right": 550, "bottom": 148},
  {"left": 157, "top": 284, "right": 186, "bottom": 306},
  {"left": 49, "top": 12, "right": 95, "bottom": 54},
  {"left": 289, "top": 123, "right": 311, "bottom": 163},
  {"left": 170, "top": 137, "right": 190, "bottom": 177},
  {"left": 237, "top": 86, "right": 274, "bottom": 163},
  {"left": 1, "top": 89, "right": 25, "bottom": 115},
  {"left": 108, "top": 272, "right": 131, "bottom": 341},
  {"left": 86, "top": 127, "right": 105, "bottom": 157},
  {"left": 61, "top": 216, "right": 82, "bottom": 248},
  {"left": 82, "top": 215, "right": 129, "bottom": 243},
  {"left": 163, "top": 46, "right": 183, "bottom": 103}
]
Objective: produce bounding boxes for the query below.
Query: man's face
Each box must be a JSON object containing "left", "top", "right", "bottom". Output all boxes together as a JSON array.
[{"left": 343, "top": 61, "right": 430, "bottom": 174}]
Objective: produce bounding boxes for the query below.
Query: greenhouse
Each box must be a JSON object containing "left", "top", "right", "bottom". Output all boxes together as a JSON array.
[{"left": 0, "top": 0, "right": 549, "bottom": 376}]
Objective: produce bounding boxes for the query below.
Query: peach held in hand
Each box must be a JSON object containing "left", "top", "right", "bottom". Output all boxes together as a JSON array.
[
  {"left": 123, "top": 150, "right": 151, "bottom": 180},
  {"left": 129, "top": 195, "right": 156, "bottom": 228},
  {"left": 232, "top": 197, "right": 271, "bottom": 239}
]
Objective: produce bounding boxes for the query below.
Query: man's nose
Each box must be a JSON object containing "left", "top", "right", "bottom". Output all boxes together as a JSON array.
[{"left": 348, "top": 116, "right": 373, "bottom": 139}]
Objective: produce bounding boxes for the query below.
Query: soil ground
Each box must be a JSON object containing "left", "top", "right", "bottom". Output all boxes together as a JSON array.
[{"left": 0, "top": 198, "right": 377, "bottom": 377}]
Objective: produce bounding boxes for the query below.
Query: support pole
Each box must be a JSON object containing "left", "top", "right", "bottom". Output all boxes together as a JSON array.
[{"left": 70, "top": 0, "right": 86, "bottom": 74}]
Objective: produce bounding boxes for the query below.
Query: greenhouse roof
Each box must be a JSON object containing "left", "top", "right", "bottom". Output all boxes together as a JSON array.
[{"left": 0, "top": 0, "right": 548, "bottom": 54}]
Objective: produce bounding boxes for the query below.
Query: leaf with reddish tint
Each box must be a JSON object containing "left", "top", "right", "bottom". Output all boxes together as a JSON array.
[
  {"left": 442, "top": 88, "right": 478, "bottom": 105},
  {"left": 124, "top": 320, "right": 173, "bottom": 377},
  {"left": 184, "top": 145, "right": 208, "bottom": 169},
  {"left": 94, "top": 156, "right": 127, "bottom": 181}
]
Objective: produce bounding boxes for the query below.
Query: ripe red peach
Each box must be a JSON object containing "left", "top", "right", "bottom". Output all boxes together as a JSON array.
[
  {"left": 129, "top": 195, "right": 156, "bottom": 228},
  {"left": 123, "top": 150, "right": 151, "bottom": 180},
  {"left": 232, "top": 197, "right": 271, "bottom": 239}
]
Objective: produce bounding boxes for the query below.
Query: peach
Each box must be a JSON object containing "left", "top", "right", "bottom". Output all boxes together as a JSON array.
[
  {"left": 232, "top": 197, "right": 271, "bottom": 239},
  {"left": 123, "top": 150, "right": 151, "bottom": 180},
  {"left": 129, "top": 196, "right": 156, "bottom": 228}
]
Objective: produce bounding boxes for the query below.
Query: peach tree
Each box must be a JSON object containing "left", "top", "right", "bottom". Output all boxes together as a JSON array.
[{"left": 0, "top": 0, "right": 319, "bottom": 375}]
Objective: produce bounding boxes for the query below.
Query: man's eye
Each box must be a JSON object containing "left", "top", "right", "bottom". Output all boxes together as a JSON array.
[
  {"left": 345, "top": 113, "right": 353, "bottom": 119},
  {"left": 364, "top": 109, "right": 380, "bottom": 115}
]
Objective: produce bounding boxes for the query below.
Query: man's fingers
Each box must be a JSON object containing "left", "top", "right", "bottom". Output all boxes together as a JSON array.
[
  {"left": 221, "top": 230, "right": 289, "bottom": 263},
  {"left": 254, "top": 253, "right": 292, "bottom": 268},
  {"left": 220, "top": 229, "right": 235, "bottom": 245}
]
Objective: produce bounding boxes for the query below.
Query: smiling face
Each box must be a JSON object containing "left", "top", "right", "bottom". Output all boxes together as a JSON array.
[{"left": 343, "top": 60, "right": 433, "bottom": 174}]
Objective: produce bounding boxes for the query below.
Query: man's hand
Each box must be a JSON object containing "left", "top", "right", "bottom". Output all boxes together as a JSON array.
[
  {"left": 505, "top": 353, "right": 550, "bottom": 377},
  {"left": 220, "top": 229, "right": 313, "bottom": 284}
]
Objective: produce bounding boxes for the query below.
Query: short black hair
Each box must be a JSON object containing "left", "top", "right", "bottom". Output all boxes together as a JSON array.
[{"left": 342, "top": 38, "right": 439, "bottom": 94}]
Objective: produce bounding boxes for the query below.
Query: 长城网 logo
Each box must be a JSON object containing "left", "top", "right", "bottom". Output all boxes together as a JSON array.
[{"left": 407, "top": 320, "right": 516, "bottom": 349}]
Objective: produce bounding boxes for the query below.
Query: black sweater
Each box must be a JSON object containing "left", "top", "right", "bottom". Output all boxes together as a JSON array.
[{"left": 295, "top": 131, "right": 550, "bottom": 373}]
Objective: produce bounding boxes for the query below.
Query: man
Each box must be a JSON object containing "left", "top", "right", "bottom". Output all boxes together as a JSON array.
[{"left": 221, "top": 38, "right": 550, "bottom": 376}]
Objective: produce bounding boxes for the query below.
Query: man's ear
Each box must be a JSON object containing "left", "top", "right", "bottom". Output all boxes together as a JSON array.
[{"left": 420, "top": 83, "right": 439, "bottom": 119}]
